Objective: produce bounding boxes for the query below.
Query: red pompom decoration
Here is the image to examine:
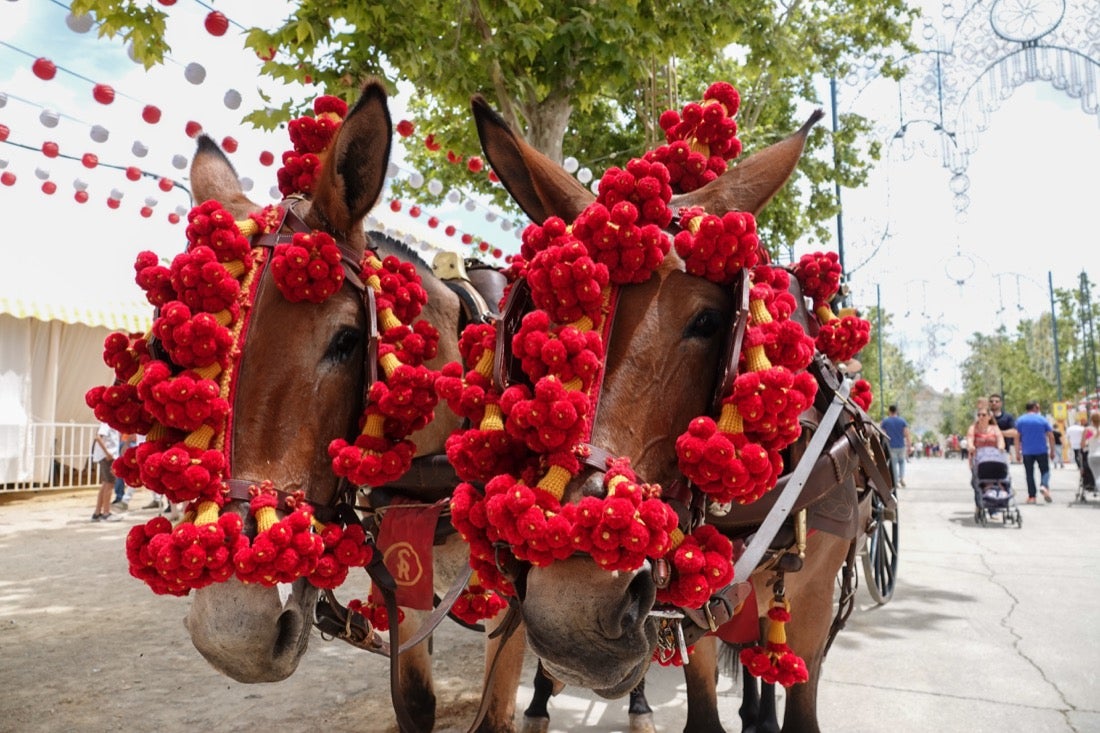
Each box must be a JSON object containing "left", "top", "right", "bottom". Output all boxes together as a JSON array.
[{"left": 271, "top": 230, "right": 345, "bottom": 303}]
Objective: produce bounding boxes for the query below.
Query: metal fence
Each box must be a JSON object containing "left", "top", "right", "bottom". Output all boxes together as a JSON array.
[{"left": 1, "top": 422, "right": 103, "bottom": 493}]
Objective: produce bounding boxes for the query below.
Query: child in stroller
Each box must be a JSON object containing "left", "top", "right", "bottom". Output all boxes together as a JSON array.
[
  {"left": 969, "top": 408, "right": 1022, "bottom": 526},
  {"left": 972, "top": 447, "right": 1022, "bottom": 526}
]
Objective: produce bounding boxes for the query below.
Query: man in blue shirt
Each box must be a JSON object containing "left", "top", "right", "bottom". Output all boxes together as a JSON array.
[
  {"left": 1016, "top": 400, "right": 1055, "bottom": 503},
  {"left": 880, "top": 405, "right": 911, "bottom": 487}
]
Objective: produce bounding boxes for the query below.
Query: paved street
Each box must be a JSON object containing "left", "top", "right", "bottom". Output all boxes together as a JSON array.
[
  {"left": 526, "top": 456, "right": 1100, "bottom": 732},
  {"left": 1, "top": 456, "right": 1097, "bottom": 732}
]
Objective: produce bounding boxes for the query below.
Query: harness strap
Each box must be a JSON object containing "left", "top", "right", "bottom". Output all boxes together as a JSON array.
[
  {"left": 463, "top": 602, "right": 525, "bottom": 733},
  {"left": 680, "top": 376, "right": 852, "bottom": 647}
]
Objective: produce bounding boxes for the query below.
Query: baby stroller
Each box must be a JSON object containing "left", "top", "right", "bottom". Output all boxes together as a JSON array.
[{"left": 971, "top": 446, "right": 1022, "bottom": 527}]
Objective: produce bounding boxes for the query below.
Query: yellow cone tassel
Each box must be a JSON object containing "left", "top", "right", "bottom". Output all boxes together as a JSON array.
[
  {"left": 183, "top": 424, "right": 216, "bottom": 450},
  {"left": 815, "top": 305, "right": 837, "bottom": 323},
  {"left": 194, "top": 500, "right": 220, "bottom": 526},
  {"left": 473, "top": 348, "right": 495, "bottom": 378},
  {"left": 668, "top": 527, "right": 685, "bottom": 550},
  {"left": 235, "top": 219, "right": 260, "bottom": 238},
  {"left": 479, "top": 403, "right": 504, "bottom": 432},
  {"left": 745, "top": 344, "right": 772, "bottom": 372},
  {"left": 536, "top": 465, "right": 572, "bottom": 502},
  {"left": 766, "top": 600, "right": 791, "bottom": 646},
  {"left": 749, "top": 298, "right": 773, "bottom": 326},
  {"left": 717, "top": 402, "right": 744, "bottom": 435},
  {"left": 379, "top": 352, "right": 401, "bottom": 379},
  {"left": 362, "top": 412, "right": 386, "bottom": 440},
  {"left": 378, "top": 307, "right": 402, "bottom": 333},
  {"left": 255, "top": 505, "right": 278, "bottom": 534}
]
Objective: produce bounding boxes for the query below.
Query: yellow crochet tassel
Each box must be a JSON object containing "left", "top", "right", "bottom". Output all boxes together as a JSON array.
[
  {"left": 126, "top": 363, "right": 147, "bottom": 388},
  {"left": 536, "top": 465, "right": 572, "bottom": 501},
  {"left": 223, "top": 259, "right": 246, "bottom": 279},
  {"left": 235, "top": 219, "right": 260, "bottom": 238},
  {"left": 668, "top": 527, "right": 685, "bottom": 550},
  {"left": 749, "top": 298, "right": 773, "bottom": 326},
  {"left": 473, "top": 348, "right": 495, "bottom": 378},
  {"left": 570, "top": 315, "right": 595, "bottom": 332},
  {"left": 379, "top": 352, "right": 402, "bottom": 379},
  {"left": 717, "top": 402, "right": 744, "bottom": 435},
  {"left": 193, "top": 363, "right": 223, "bottom": 381},
  {"left": 479, "top": 403, "right": 504, "bottom": 432},
  {"left": 378, "top": 307, "right": 402, "bottom": 333},
  {"left": 194, "top": 500, "right": 220, "bottom": 526},
  {"left": 254, "top": 504, "right": 278, "bottom": 534},
  {"left": 745, "top": 344, "right": 772, "bottom": 372},
  {"left": 146, "top": 423, "right": 167, "bottom": 441},
  {"left": 183, "top": 424, "right": 216, "bottom": 450},
  {"left": 766, "top": 598, "right": 791, "bottom": 646},
  {"left": 362, "top": 412, "right": 386, "bottom": 439},
  {"left": 563, "top": 377, "right": 583, "bottom": 392},
  {"left": 815, "top": 305, "right": 837, "bottom": 323}
]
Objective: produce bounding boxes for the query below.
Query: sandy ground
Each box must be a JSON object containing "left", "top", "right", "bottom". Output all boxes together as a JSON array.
[
  {"left": 0, "top": 487, "right": 504, "bottom": 733},
  {"left": 4, "top": 457, "right": 1099, "bottom": 733}
]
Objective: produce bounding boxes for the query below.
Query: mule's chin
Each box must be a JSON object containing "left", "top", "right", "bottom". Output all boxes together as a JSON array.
[
  {"left": 184, "top": 578, "right": 317, "bottom": 682},
  {"left": 541, "top": 655, "right": 651, "bottom": 699}
]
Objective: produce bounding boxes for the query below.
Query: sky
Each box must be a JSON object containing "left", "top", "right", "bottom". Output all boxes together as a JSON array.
[{"left": 3, "top": 0, "right": 1098, "bottom": 395}]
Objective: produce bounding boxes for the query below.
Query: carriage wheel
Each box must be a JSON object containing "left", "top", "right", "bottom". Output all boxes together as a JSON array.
[{"left": 861, "top": 489, "right": 898, "bottom": 604}]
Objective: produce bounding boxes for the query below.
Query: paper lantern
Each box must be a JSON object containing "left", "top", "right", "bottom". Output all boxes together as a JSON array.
[
  {"left": 409, "top": 206, "right": 421, "bottom": 218},
  {"left": 221, "top": 136, "right": 238, "bottom": 153},
  {"left": 467, "top": 156, "right": 484, "bottom": 173},
  {"left": 259, "top": 150, "right": 274, "bottom": 166},
  {"left": 75, "top": 190, "right": 89, "bottom": 203},
  {"left": 35, "top": 168, "right": 49, "bottom": 180},
  {"left": 140, "top": 206, "right": 153, "bottom": 218},
  {"left": 386, "top": 162, "right": 399, "bottom": 179},
  {"left": 90, "top": 125, "right": 109, "bottom": 143},
  {"left": 185, "top": 120, "right": 203, "bottom": 138},
  {"left": 461, "top": 233, "right": 473, "bottom": 244},
  {"left": 168, "top": 212, "right": 181, "bottom": 224},
  {"left": 65, "top": 13, "right": 94, "bottom": 33},
  {"left": 73, "top": 179, "right": 89, "bottom": 192},
  {"left": 171, "top": 155, "right": 187, "bottom": 169},
  {"left": 93, "top": 84, "right": 115, "bottom": 105},
  {"left": 144, "top": 197, "right": 158, "bottom": 207},
  {"left": 268, "top": 186, "right": 280, "bottom": 199},
  {"left": 0, "top": 125, "right": 9, "bottom": 142},
  {"left": 157, "top": 0, "right": 177, "bottom": 5},
  {"left": 427, "top": 178, "right": 443, "bottom": 196},
  {"left": 81, "top": 153, "right": 99, "bottom": 169},
  {"left": 577, "top": 167, "right": 593, "bottom": 184},
  {"left": 464, "top": 199, "right": 476, "bottom": 211},
  {"left": 205, "top": 11, "right": 229, "bottom": 36},
  {"left": 428, "top": 216, "right": 439, "bottom": 228},
  {"left": 110, "top": 188, "right": 124, "bottom": 200},
  {"left": 184, "top": 62, "right": 207, "bottom": 84},
  {"left": 158, "top": 178, "right": 173, "bottom": 192},
  {"left": 223, "top": 89, "right": 242, "bottom": 109},
  {"left": 445, "top": 225, "right": 456, "bottom": 236},
  {"left": 396, "top": 120, "right": 414, "bottom": 137},
  {"left": 389, "top": 200, "right": 402, "bottom": 212},
  {"left": 447, "top": 190, "right": 460, "bottom": 203},
  {"left": 408, "top": 172, "right": 424, "bottom": 188},
  {"left": 39, "top": 110, "right": 60, "bottom": 128},
  {"left": 563, "top": 156, "right": 579, "bottom": 173},
  {"left": 107, "top": 197, "right": 121, "bottom": 209},
  {"left": 1, "top": 172, "right": 16, "bottom": 187},
  {"left": 32, "top": 58, "right": 56, "bottom": 81},
  {"left": 0, "top": 159, "right": 7, "bottom": 170},
  {"left": 42, "top": 181, "right": 57, "bottom": 195},
  {"left": 142, "top": 105, "right": 162, "bottom": 124},
  {"left": 125, "top": 166, "right": 141, "bottom": 181},
  {"left": 239, "top": 177, "right": 252, "bottom": 192},
  {"left": 132, "top": 140, "right": 149, "bottom": 157}
]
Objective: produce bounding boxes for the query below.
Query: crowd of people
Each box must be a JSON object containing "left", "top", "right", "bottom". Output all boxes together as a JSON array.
[{"left": 881, "top": 395, "right": 1100, "bottom": 500}]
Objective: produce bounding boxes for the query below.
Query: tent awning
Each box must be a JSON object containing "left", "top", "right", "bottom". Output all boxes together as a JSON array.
[{"left": 0, "top": 295, "right": 152, "bottom": 333}]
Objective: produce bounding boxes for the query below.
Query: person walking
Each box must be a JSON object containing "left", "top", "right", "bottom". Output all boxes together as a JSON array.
[
  {"left": 1066, "top": 416, "right": 1086, "bottom": 471},
  {"left": 989, "top": 394, "right": 1019, "bottom": 461},
  {"left": 1083, "top": 411, "right": 1100, "bottom": 492},
  {"left": 1016, "top": 400, "right": 1055, "bottom": 504},
  {"left": 91, "top": 422, "right": 122, "bottom": 521},
  {"left": 880, "top": 404, "right": 911, "bottom": 487}
]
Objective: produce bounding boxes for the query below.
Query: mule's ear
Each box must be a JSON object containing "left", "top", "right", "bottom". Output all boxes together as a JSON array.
[
  {"left": 670, "top": 109, "right": 825, "bottom": 217},
  {"left": 472, "top": 95, "right": 594, "bottom": 224},
  {"left": 310, "top": 79, "right": 393, "bottom": 235},
  {"left": 190, "top": 135, "right": 256, "bottom": 216}
]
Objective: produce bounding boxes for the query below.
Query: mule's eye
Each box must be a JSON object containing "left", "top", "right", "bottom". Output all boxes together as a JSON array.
[
  {"left": 324, "top": 326, "right": 361, "bottom": 363},
  {"left": 683, "top": 308, "right": 724, "bottom": 340}
]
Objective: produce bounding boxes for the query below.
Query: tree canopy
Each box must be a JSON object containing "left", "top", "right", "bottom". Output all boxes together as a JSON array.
[{"left": 73, "top": 0, "right": 917, "bottom": 256}]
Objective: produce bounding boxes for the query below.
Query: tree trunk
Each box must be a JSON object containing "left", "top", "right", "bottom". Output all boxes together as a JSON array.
[{"left": 522, "top": 92, "right": 573, "bottom": 164}]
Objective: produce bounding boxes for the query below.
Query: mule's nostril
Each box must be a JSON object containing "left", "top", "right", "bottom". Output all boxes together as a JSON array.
[{"left": 600, "top": 571, "right": 656, "bottom": 639}]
